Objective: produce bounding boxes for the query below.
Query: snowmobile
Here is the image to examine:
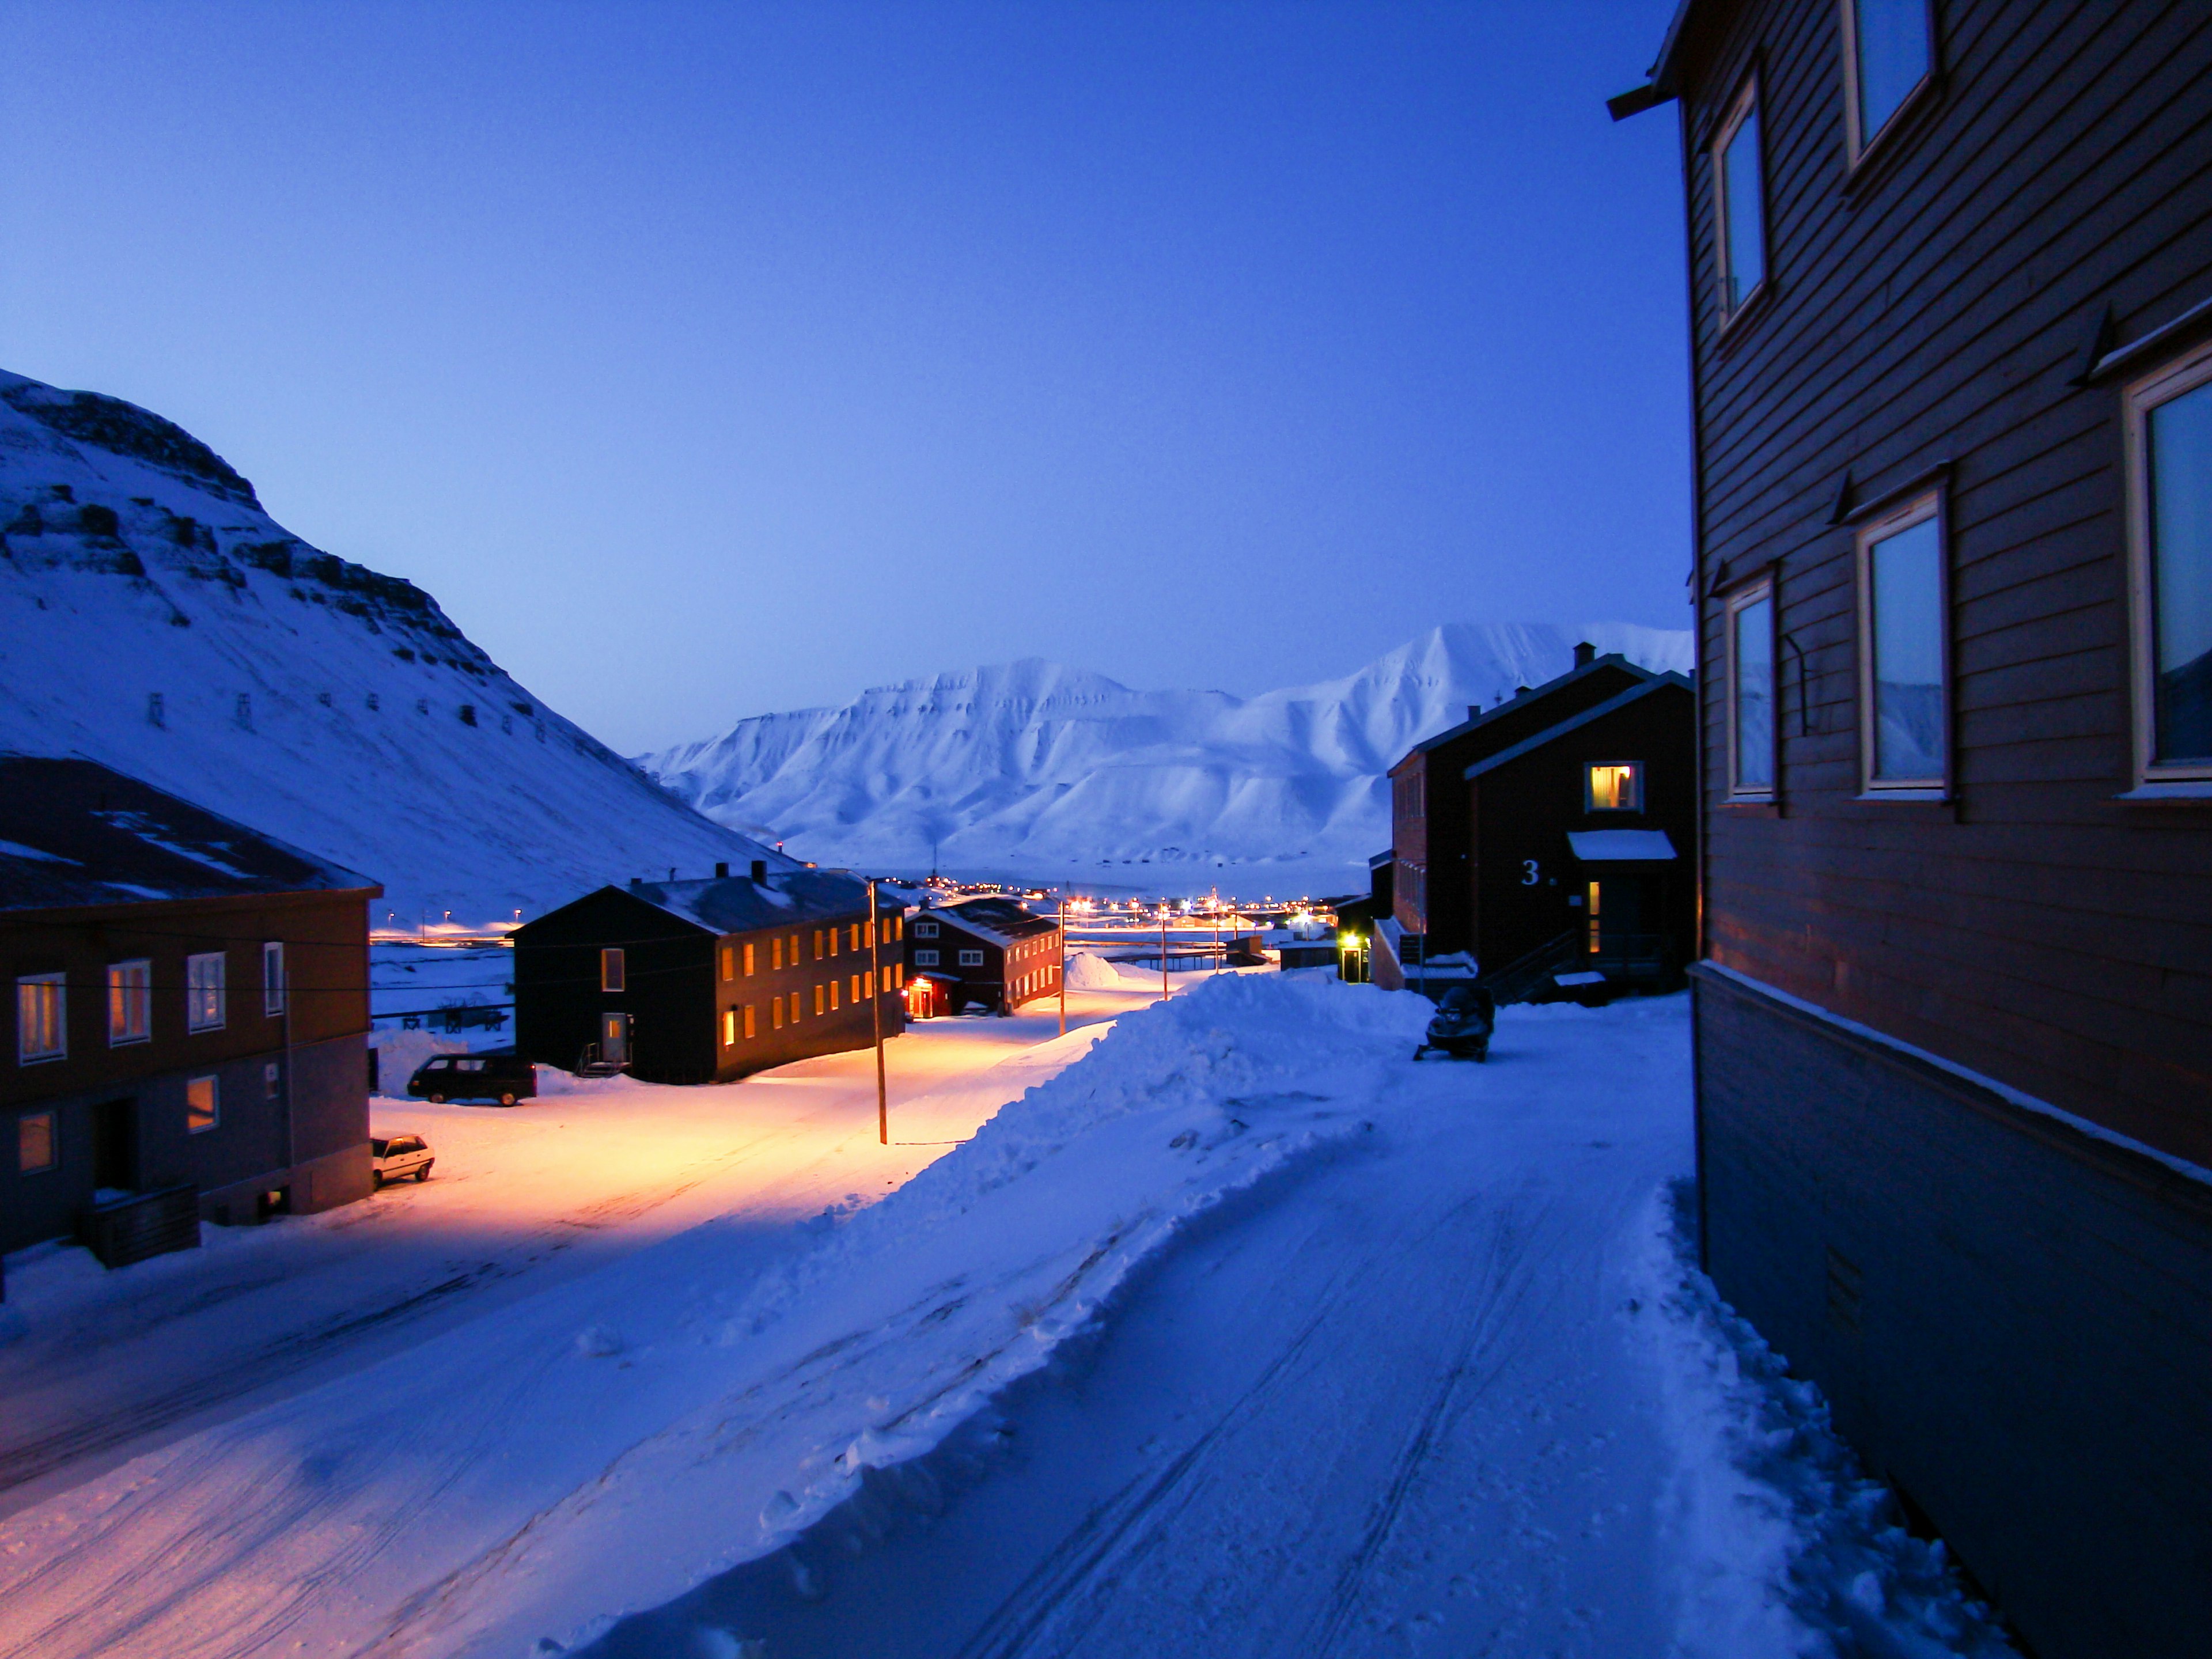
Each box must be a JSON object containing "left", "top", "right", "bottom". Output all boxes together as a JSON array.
[{"left": 1414, "top": 984, "right": 1495, "bottom": 1062}]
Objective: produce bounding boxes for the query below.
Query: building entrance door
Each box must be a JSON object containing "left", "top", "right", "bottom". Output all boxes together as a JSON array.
[
  {"left": 91, "top": 1097, "right": 137, "bottom": 1193},
  {"left": 600, "top": 1012, "right": 630, "bottom": 1066}
]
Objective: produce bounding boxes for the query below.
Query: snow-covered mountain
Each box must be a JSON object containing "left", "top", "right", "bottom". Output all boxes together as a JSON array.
[
  {"left": 641, "top": 622, "right": 1694, "bottom": 891},
  {"left": 0, "top": 369, "right": 787, "bottom": 924}
]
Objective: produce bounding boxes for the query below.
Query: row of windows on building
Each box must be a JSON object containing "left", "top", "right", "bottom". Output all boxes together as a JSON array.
[
  {"left": 714, "top": 964, "right": 905, "bottom": 1044},
  {"left": 13, "top": 1065, "right": 268, "bottom": 1176},
  {"left": 1709, "top": 0, "right": 1937, "bottom": 323},
  {"left": 1722, "top": 343, "right": 2212, "bottom": 798},
  {"left": 594, "top": 920, "right": 902, "bottom": 995},
  {"left": 14, "top": 943, "right": 286, "bottom": 1066}
]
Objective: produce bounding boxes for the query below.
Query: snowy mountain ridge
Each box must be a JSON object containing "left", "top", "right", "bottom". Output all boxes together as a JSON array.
[
  {"left": 0, "top": 368, "right": 786, "bottom": 923},
  {"left": 641, "top": 620, "right": 1693, "bottom": 888}
]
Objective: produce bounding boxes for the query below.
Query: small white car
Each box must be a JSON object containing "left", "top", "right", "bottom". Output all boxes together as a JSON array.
[{"left": 370, "top": 1134, "right": 435, "bottom": 1187}]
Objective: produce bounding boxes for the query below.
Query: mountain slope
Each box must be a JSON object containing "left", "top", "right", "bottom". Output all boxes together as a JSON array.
[
  {"left": 0, "top": 369, "right": 786, "bottom": 924},
  {"left": 641, "top": 622, "right": 1693, "bottom": 887}
]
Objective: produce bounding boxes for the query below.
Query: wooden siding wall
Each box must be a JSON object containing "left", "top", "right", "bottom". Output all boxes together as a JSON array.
[{"left": 1683, "top": 0, "right": 2212, "bottom": 1164}]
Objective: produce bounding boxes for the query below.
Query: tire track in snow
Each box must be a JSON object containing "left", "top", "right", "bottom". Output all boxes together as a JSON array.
[{"left": 0, "top": 1132, "right": 839, "bottom": 1502}]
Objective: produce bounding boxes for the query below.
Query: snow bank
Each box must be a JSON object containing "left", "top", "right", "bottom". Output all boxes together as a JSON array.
[
  {"left": 367, "top": 1027, "right": 467, "bottom": 1096},
  {"left": 1633, "top": 1182, "right": 2017, "bottom": 1658},
  {"left": 0, "top": 975, "right": 1431, "bottom": 1659},
  {"left": 1060, "top": 949, "right": 1152, "bottom": 990}
]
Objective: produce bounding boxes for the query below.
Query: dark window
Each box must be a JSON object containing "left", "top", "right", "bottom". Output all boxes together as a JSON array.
[
  {"left": 1730, "top": 586, "right": 1777, "bottom": 794},
  {"left": 1714, "top": 83, "right": 1766, "bottom": 317},
  {"left": 1844, "top": 0, "right": 1934, "bottom": 158},
  {"left": 1859, "top": 497, "right": 1948, "bottom": 789},
  {"left": 2139, "top": 358, "right": 2212, "bottom": 769}
]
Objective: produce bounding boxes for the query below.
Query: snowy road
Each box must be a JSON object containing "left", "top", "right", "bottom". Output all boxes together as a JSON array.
[
  {"left": 587, "top": 997, "right": 1699, "bottom": 1658},
  {"left": 0, "top": 986, "right": 1153, "bottom": 1518}
]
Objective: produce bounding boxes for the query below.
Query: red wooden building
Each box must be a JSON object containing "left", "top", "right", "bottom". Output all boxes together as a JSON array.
[{"left": 3, "top": 759, "right": 379, "bottom": 1261}]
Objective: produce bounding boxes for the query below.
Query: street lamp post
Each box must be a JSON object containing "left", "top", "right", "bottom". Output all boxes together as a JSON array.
[
  {"left": 1058, "top": 889, "right": 1067, "bottom": 1038},
  {"left": 868, "top": 878, "right": 887, "bottom": 1145}
]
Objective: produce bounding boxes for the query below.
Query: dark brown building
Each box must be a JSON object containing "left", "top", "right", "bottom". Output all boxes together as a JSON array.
[
  {"left": 905, "top": 896, "right": 1060, "bottom": 1015},
  {"left": 2, "top": 758, "right": 380, "bottom": 1259},
  {"left": 1618, "top": 3, "right": 2212, "bottom": 1653},
  {"left": 513, "top": 863, "right": 905, "bottom": 1084},
  {"left": 1379, "top": 648, "right": 1695, "bottom": 998}
]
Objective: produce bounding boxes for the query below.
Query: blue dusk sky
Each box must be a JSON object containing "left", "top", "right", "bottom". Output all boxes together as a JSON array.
[{"left": 2, "top": 1, "right": 1687, "bottom": 752}]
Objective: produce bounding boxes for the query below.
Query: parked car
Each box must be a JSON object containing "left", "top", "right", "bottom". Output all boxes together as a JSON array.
[
  {"left": 1415, "top": 984, "right": 1496, "bottom": 1062},
  {"left": 370, "top": 1134, "right": 435, "bottom": 1186},
  {"left": 407, "top": 1051, "right": 537, "bottom": 1105}
]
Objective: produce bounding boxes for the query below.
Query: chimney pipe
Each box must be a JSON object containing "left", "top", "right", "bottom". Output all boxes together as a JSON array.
[
  {"left": 749, "top": 859, "right": 767, "bottom": 884},
  {"left": 1573, "top": 641, "right": 1596, "bottom": 668},
  {"left": 714, "top": 861, "right": 729, "bottom": 879}
]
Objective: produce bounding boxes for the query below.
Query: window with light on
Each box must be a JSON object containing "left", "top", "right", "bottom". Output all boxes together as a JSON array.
[{"left": 1586, "top": 763, "right": 1644, "bottom": 812}]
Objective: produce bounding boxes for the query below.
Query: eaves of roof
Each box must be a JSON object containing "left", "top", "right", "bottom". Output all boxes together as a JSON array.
[
  {"left": 1409, "top": 656, "right": 1653, "bottom": 761},
  {"left": 1462, "top": 673, "right": 1693, "bottom": 782}
]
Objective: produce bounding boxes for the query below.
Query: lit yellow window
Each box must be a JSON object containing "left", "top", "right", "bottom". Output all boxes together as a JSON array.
[
  {"left": 772, "top": 997, "right": 785, "bottom": 1029},
  {"left": 719, "top": 945, "right": 735, "bottom": 982},
  {"left": 772, "top": 937, "right": 783, "bottom": 971},
  {"left": 744, "top": 1003, "right": 756, "bottom": 1039},
  {"left": 1585, "top": 762, "right": 1643, "bottom": 812},
  {"left": 815, "top": 929, "right": 825, "bottom": 959},
  {"left": 790, "top": 990, "right": 802, "bottom": 1022},
  {"left": 789, "top": 935, "right": 800, "bottom": 967},
  {"left": 744, "top": 942, "right": 756, "bottom": 976},
  {"left": 1587, "top": 881, "right": 1603, "bottom": 953},
  {"left": 817, "top": 983, "right": 828, "bottom": 1015},
  {"left": 721, "top": 1008, "right": 736, "bottom": 1046}
]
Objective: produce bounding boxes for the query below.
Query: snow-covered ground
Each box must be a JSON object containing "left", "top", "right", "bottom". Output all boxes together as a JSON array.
[{"left": 0, "top": 979, "right": 2009, "bottom": 1658}]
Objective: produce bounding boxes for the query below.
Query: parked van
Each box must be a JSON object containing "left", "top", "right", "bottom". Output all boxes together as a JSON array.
[{"left": 407, "top": 1051, "right": 537, "bottom": 1105}]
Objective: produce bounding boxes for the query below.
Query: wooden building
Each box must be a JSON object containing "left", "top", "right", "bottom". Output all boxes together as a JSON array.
[
  {"left": 904, "top": 896, "right": 1060, "bottom": 1014},
  {"left": 2, "top": 758, "right": 379, "bottom": 1260},
  {"left": 1616, "top": 3, "right": 2212, "bottom": 1653},
  {"left": 513, "top": 863, "right": 905, "bottom": 1084},
  {"left": 1377, "top": 648, "right": 1696, "bottom": 999}
]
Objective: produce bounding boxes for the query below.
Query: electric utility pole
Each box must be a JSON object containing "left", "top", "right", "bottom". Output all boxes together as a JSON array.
[
  {"left": 869, "top": 878, "right": 887, "bottom": 1145},
  {"left": 1160, "top": 906, "right": 1169, "bottom": 1001},
  {"left": 1058, "top": 889, "right": 1067, "bottom": 1037}
]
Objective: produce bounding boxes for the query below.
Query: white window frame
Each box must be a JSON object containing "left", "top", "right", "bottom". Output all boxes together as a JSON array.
[
  {"left": 108, "top": 958, "right": 153, "bottom": 1046},
  {"left": 1839, "top": 0, "right": 1937, "bottom": 166},
  {"left": 1854, "top": 489, "right": 1951, "bottom": 797},
  {"left": 187, "top": 951, "right": 227, "bottom": 1032},
  {"left": 914, "top": 920, "right": 939, "bottom": 938},
  {"left": 915, "top": 949, "right": 940, "bottom": 967},
  {"left": 262, "top": 941, "right": 286, "bottom": 1017},
  {"left": 1711, "top": 75, "right": 1768, "bottom": 326},
  {"left": 958, "top": 949, "right": 985, "bottom": 968},
  {"left": 187, "top": 1074, "right": 220, "bottom": 1134},
  {"left": 600, "top": 947, "right": 626, "bottom": 993},
  {"left": 16, "top": 973, "right": 66, "bottom": 1065},
  {"left": 1726, "top": 578, "right": 1779, "bottom": 798},
  {"left": 2124, "top": 337, "right": 2212, "bottom": 791}
]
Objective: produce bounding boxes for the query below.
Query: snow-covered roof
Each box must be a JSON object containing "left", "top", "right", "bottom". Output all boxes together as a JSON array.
[
  {"left": 626, "top": 868, "right": 881, "bottom": 937},
  {"left": 1567, "top": 830, "right": 1678, "bottom": 862},
  {"left": 931, "top": 896, "right": 1058, "bottom": 949},
  {"left": 0, "top": 756, "right": 377, "bottom": 913}
]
